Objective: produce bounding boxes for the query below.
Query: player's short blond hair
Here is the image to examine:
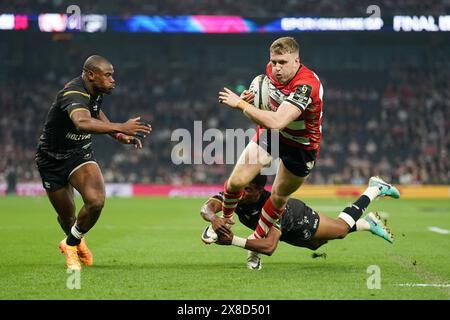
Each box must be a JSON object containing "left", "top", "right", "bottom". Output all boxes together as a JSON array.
[{"left": 270, "top": 37, "right": 299, "bottom": 56}]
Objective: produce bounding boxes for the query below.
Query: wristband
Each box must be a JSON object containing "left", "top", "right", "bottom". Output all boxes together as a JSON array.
[
  {"left": 231, "top": 236, "right": 247, "bottom": 248},
  {"left": 114, "top": 133, "right": 123, "bottom": 140}
]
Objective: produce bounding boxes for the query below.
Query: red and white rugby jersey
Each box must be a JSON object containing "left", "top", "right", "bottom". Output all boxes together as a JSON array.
[{"left": 265, "top": 62, "right": 324, "bottom": 151}]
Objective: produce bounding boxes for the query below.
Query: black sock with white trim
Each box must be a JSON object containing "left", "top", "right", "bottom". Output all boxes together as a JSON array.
[
  {"left": 66, "top": 225, "right": 86, "bottom": 246},
  {"left": 338, "top": 195, "right": 371, "bottom": 231}
]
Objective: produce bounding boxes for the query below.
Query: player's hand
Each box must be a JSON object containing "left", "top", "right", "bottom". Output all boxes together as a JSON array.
[
  {"left": 120, "top": 117, "right": 152, "bottom": 137},
  {"left": 224, "top": 217, "right": 235, "bottom": 226},
  {"left": 117, "top": 134, "right": 143, "bottom": 149},
  {"left": 218, "top": 88, "right": 242, "bottom": 108},
  {"left": 216, "top": 229, "right": 233, "bottom": 246},
  {"left": 240, "top": 90, "right": 255, "bottom": 104},
  {"left": 211, "top": 216, "right": 232, "bottom": 237}
]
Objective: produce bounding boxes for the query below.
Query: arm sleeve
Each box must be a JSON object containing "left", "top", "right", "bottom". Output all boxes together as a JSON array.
[{"left": 285, "top": 84, "right": 313, "bottom": 111}]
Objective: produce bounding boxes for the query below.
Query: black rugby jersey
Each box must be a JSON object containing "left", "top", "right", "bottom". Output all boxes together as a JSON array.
[{"left": 37, "top": 76, "right": 103, "bottom": 159}]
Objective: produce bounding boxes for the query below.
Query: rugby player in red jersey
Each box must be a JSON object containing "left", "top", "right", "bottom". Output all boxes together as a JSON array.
[
  {"left": 218, "top": 37, "right": 325, "bottom": 268},
  {"left": 201, "top": 175, "right": 400, "bottom": 270}
]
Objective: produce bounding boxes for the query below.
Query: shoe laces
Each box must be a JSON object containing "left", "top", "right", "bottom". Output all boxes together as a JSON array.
[{"left": 247, "top": 251, "right": 260, "bottom": 263}]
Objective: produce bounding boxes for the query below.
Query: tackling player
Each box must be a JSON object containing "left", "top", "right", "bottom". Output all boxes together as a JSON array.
[
  {"left": 35, "top": 55, "right": 152, "bottom": 270},
  {"left": 217, "top": 37, "right": 324, "bottom": 265},
  {"left": 201, "top": 175, "right": 400, "bottom": 269}
]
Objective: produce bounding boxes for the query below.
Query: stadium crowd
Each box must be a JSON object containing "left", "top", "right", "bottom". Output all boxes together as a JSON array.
[
  {"left": 1, "top": 0, "right": 449, "bottom": 187},
  {"left": 1, "top": 35, "right": 448, "bottom": 187},
  {"left": 1, "top": 0, "right": 449, "bottom": 16}
]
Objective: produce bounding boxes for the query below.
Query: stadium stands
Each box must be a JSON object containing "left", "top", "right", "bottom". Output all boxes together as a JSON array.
[
  {"left": 0, "top": 13, "right": 448, "bottom": 187},
  {"left": 1, "top": 0, "right": 449, "bottom": 16}
]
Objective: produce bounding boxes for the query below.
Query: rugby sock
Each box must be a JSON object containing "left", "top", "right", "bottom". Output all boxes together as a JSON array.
[
  {"left": 222, "top": 180, "right": 243, "bottom": 220},
  {"left": 346, "top": 186, "right": 381, "bottom": 232},
  {"left": 338, "top": 195, "right": 371, "bottom": 230},
  {"left": 66, "top": 224, "right": 86, "bottom": 246},
  {"left": 253, "top": 197, "right": 284, "bottom": 239},
  {"left": 363, "top": 186, "right": 381, "bottom": 201},
  {"left": 349, "top": 218, "right": 371, "bottom": 233}
]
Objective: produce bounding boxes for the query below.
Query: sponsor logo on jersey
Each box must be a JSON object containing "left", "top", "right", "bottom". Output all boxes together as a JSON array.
[
  {"left": 303, "top": 229, "right": 311, "bottom": 240},
  {"left": 303, "top": 216, "right": 310, "bottom": 224},
  {"left": 65, "top": 132, "right": 91, "bottom": 141},
  {"left": 83, "top": 153, "right": 92, "bottom": 160},
  {"left": 306, "top": 160, "right": 315, "bottom": 170},
  {"left": 313, "top": 218, "right": 319, "bottom": 229}
]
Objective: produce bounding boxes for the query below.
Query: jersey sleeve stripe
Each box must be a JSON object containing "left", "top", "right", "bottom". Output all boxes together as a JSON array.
[
  {"left": 63, "top": 90, "right": 90, "bottom": 98},
  {"left": 285, "top": 120, "right": 306, "bottom": 130},
  {"left": 285, "top": 98, "right": 307, "bottom": 111},
  {"left": 69, "top": 108, "right": 89, "bottom": 119}
]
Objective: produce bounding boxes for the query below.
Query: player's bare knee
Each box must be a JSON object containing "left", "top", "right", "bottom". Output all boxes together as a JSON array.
[{"left": 85, "top": 197, "right": 105, "bottom": 213}]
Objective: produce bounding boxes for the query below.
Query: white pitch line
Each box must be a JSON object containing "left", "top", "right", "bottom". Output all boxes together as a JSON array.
[
  {"left": 396, "top": 283, "right": 450, "bottom": 288},
  {"left": 428, "top": 226, "right": 450, "bottom": 235}
]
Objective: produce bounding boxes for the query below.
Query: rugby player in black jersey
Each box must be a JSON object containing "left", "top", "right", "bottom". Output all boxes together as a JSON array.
[
  {"left": 35, "top": 55, "right": 152, "bottom": 270},
  {"left": 201, "top": 175, "right": 399, "bottom": 270}
]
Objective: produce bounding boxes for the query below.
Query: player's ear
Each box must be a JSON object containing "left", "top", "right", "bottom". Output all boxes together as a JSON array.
[
  {"left": 88, "top": 69, "right": 96, "bottom": 81},
  {"left": 83, "top": 69, "right": 95, "bottom": 81}
]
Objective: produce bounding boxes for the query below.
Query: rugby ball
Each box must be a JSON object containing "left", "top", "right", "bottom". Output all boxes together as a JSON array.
[
  {"left": 201, "top": 225, "right": 218, "bottom": 244},
  {"left": 248, "top": 74, "right": 271, "bottom": 111}
]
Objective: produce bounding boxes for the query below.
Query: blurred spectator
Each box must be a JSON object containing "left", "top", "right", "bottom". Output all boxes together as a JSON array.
[
  {"left": 1, "top": 0, "right": 449, "bottom": 16},
  {"left": 4, "top": 161, "right": 17, "bottom": 194}
]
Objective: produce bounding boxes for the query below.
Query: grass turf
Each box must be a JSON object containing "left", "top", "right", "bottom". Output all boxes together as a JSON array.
[{"left": 0, "top": 196, "right": 449, "bottom": 300}]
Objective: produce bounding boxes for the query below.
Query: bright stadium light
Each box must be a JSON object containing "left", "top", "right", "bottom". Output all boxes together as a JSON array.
[
  {"left": 38, "top": 14, "right": 67, "bottom": 32},
  {"left": 0, "top": 14, "right": 15, "bottom": 30},
  {"left": 83, "top": 15, "right": 107, "bottom": 33}
]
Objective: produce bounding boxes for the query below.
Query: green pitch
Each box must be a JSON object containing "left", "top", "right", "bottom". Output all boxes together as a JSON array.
[{"left": 0, "top": 196, "right": 449, "bottom": 300}]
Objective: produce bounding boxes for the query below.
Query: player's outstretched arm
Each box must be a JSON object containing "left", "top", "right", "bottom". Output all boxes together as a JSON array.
[
  {"left": 218, "top": 88, "right": 301, "bottom": 129},
  {"left": 217, "top": 226, "right": 281, "bottom": 256},
  {"left": 98, "top": 111, "right": 147, "bottom": 149},
  {"left": 200, "top": 198, "right": 231, "bottom": 236},
  {"left": 70, "top": 109, "right": 151, "bottom": 137},
  {"left": 246, "top": 227, "right": 281, "bottom": 256}
]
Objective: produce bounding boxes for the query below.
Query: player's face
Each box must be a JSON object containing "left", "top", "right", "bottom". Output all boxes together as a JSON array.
[
  {"left": 93, "top": 64, "right": 116, "bottom": 94},
  {"left": 270, "top": 52, "right": 300, "bottom": 84},
  {"left": 240, "top": 183, "right": 263, "bottom": 204}
]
